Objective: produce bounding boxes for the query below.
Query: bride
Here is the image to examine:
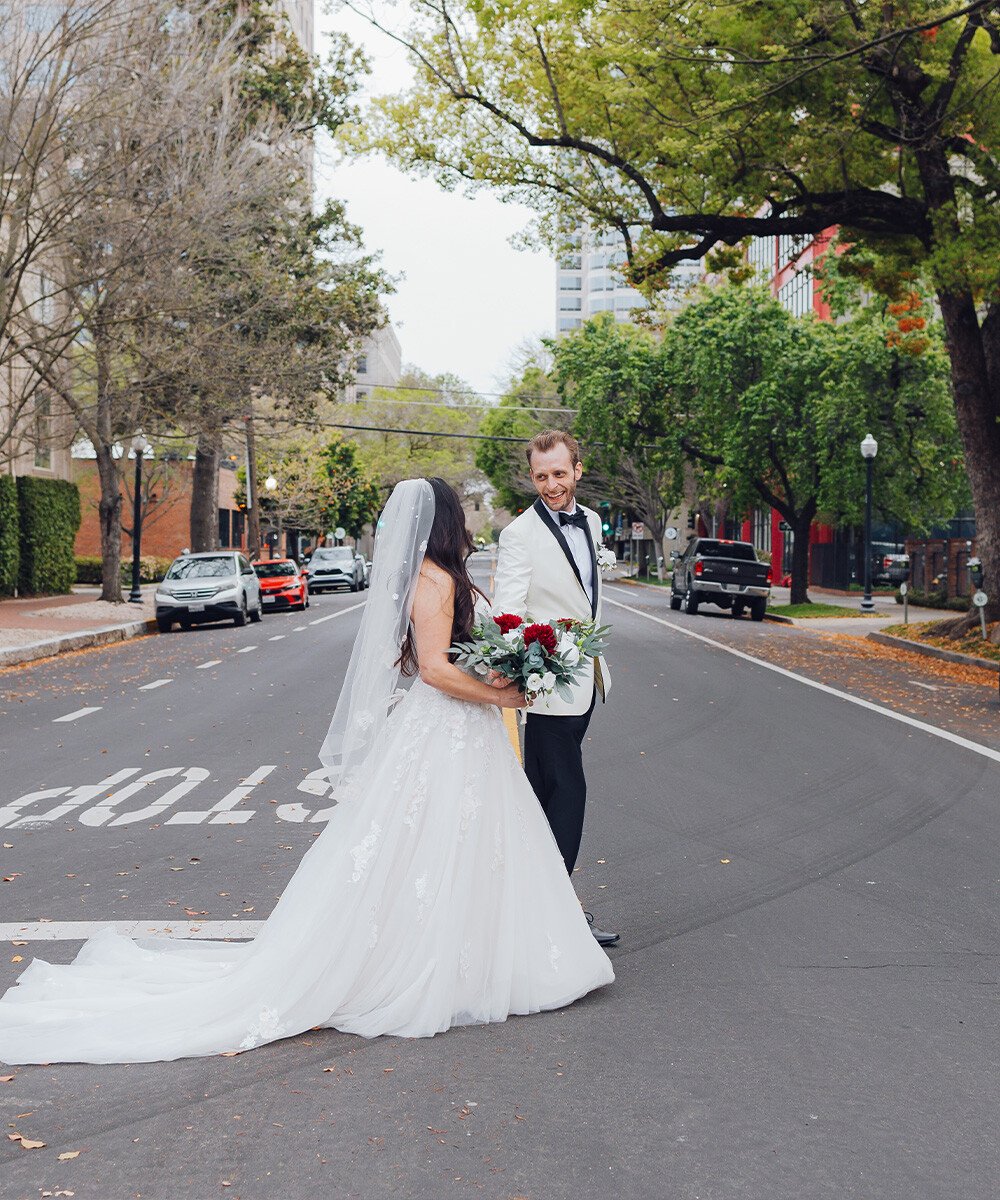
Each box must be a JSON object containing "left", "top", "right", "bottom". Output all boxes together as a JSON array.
[{"left": 0, "top": 478, "right": 613, "bottom": 1064}]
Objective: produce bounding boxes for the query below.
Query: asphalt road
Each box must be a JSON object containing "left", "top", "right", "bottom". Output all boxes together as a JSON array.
[{"left": 0, "top": 556, "right": 997, "bottom": 1200}]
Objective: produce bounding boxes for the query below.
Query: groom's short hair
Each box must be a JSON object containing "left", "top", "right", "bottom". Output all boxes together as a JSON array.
[{"left": 526, "top": 430, "right": 581, "bottom": 468}]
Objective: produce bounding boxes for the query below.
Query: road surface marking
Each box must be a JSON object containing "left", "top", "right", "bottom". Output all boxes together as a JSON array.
[
  {"left": 196, "top": 659, "right": 222, "bottom": 669},
  {"left": 236, "top": 646, "right": 256, "bottom": 654},
  {"left": 53, "top": 707, "right": 102, "bottom": 723},
  {"left": 293, "top": 626, "right": 307, "bottom": 631},
  {"left": 604, "top": 588, "right": 1000, "bottom": 767},
  {"left": 0, "top": 921, "right": 264, "bottom": 942},
  {"left": 309, "top": 601, "right": 365, "bottom": 626},
  {"left": 268, "top": 635, "right": 285, "bottom": 641},
  {"left": 167, "top": 765, "right": 277, "bottom": 825},
  {"left": 911, "top": 681, "right": 938, "bottom": 691},
  {"left": 138, "top": 678, "right": 173, "bottom": 691}
]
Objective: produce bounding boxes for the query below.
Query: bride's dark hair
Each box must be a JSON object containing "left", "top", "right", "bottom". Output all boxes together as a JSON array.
[{"left": 398, "top": 477, "right": 485, "bottom": 677}]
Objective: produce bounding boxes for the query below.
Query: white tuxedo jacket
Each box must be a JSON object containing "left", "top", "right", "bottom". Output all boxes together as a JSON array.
[{"left": 492, "top": 499, "right": 611, "bottom": 717}]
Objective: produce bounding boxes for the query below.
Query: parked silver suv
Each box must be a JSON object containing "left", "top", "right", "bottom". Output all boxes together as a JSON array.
[
  {"left": 155, "top": 551, "right": 263, "bottom": 632},
  {"left": 304, "top": 546, "right": 365, "bottom": 593}
]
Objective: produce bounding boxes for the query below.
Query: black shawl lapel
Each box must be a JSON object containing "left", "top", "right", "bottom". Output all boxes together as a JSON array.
[{"left": 533, "top": 498, "right": 596, "bottom": 615}]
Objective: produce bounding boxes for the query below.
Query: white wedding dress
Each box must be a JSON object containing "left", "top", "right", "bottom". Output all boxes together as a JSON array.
[{"left": 0, "top": 566, "right": 613, "bottom": 1064}]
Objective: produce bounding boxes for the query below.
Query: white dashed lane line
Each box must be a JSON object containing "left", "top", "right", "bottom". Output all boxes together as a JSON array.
[
  {"left": 195, "top": 660, "right": 222, "bottom": 670},
  {"left": 268, "top": 635, "right": 286, "bottom": 642},
  {"left": 138, "top": 678, "right": 173, "bottom": 691},
  {"left": 53, "top": 707, "right": 102, "bottom": 723},
  {"left": 236, "top": 646, "right": 256, "bottom": 654},
  {"left": 293, "top": 626, "right": 307, "bottom": 632},
  {"left": 309, "top": 601, "right": 365, "bottom": 626}
]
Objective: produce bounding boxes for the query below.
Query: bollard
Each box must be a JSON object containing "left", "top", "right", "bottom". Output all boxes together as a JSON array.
[
  {"left": 972, "top": 589, "right": 988, "bottom": 640},
  {"left": 900, "top": 580, "right": 909, "bottom": 625}
]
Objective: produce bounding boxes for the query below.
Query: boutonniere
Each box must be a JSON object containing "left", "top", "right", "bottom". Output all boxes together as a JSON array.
[{"left": 596, "top": 545, "right": 617, "bottom": 573}]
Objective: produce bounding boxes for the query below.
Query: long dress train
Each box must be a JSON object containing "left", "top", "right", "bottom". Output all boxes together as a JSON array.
[{"left": 0, "top": 678, "right": 614, "bottom": 1064}]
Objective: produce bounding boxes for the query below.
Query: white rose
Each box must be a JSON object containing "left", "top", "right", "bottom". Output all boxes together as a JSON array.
[
  {"left": 541, "top": 671, "right": 556, "bottom": 691},
  {"left": 562, "top": 643, "right": 581, "bottom": 666},
  {"left": 525, "top": 672, "right": 544, "bottom": 693}
]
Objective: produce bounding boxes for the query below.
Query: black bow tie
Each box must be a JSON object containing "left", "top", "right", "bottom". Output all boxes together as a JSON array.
[{"left": 559, "top": 510, "right": 588, "bottom": 530}]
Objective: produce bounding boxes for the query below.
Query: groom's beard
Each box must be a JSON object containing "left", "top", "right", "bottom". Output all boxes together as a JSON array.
[{"left": 539, "top": 481, "right": 578, "bottom": 512}]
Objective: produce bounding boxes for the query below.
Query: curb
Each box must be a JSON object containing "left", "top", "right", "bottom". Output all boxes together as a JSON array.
[
  {"left": 0, "top": 618, "right": 158, "bottom": 670},
  {"left": 868, "top": 631, "right": 1000, "bottom": 675}
]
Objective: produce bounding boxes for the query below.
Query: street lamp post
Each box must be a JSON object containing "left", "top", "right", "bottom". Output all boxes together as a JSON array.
[
  {"left": 128, "top": 433, "right": 149, "bottom": 603},
  {"left": 264, "top": 475, "right": 278, "bottom": 559},
  {"left": 860, "top": 433, "right": 878, "bottom": 612}
]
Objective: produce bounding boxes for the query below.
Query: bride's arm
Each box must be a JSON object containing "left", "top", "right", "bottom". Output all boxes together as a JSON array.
[{"left": 412, "top": 566, "right": 526, "bottom": 708}]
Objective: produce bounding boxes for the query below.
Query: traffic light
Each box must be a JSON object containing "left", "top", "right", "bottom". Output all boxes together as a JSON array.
[
  {"left": 687, "top": 512, "right": 696, "bottom": 530},
  {"left": 602, "top": 521, "right": 611, "bottom": 534}
]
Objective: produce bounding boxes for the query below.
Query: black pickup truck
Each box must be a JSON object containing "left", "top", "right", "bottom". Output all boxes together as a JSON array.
[{"left": 669, "top": 537, "right": 771, "bottom": 621}]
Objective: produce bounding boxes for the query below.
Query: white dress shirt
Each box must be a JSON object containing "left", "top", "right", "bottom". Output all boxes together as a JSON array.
[{"left": 542, "top": 501, "right": 594, "bottom": 606}]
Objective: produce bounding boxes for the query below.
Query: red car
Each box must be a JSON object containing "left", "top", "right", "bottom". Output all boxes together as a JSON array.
[{"left": 253, "top": 559, "right": 309, "bottom": 611}]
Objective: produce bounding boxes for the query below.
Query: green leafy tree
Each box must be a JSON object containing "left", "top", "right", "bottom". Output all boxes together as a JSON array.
[
  {"left": 345, "top": 370, "right": 483, "bottom": 493},
  {"left": 362, "top": 0, "right": 1000, "bottom": 621},
  {"left": 552, "top": 317, "right": 684, "bottom": 551},
  {"left": 664, "top": 287, "right": 965, "bottom": 603}
]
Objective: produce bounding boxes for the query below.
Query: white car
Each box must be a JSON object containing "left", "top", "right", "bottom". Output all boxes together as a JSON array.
[{"left": 155, "top": 551, "right": 263, "bottom": 632}]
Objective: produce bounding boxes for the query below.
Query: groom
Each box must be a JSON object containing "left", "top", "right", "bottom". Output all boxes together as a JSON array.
[{"left": 492, "top": 430, "right": 619, "bottom": 948}]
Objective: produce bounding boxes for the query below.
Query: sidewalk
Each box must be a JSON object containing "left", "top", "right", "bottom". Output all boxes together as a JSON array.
[
  {"left": 0, "top": 585, "right": 158, "bottom": 670},
  {"left": 764, "top": 584, "right": 952, "bottom": 633}
]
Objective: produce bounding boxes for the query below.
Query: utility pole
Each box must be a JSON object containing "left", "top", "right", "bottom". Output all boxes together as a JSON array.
[{"left": 245, "top": 406, "right": 261, "bottom": 560}]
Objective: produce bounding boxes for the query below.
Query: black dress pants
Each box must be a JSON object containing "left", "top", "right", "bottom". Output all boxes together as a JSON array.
[{"left": 523, "top": 689, "right": 596, "bottom": 874}]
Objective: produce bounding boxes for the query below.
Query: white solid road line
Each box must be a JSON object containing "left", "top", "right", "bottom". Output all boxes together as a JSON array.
[
  {"left": 309, "top": 601, "right": 365, "bottom": 626},
  {"left": 138, "top": 678, "right": 173, "bottom": 691},
  {"left": 604, "top": 588, "right": 1000, "bottom": 768},
  {"left": 0, "top": 920, "right": 264, "bottom": 941},
  {"left": 53, "top": 707, "right": 102, "bottom": 723},
  {"left": 195, "top": 659, "right": 222, "bottom": 670}
]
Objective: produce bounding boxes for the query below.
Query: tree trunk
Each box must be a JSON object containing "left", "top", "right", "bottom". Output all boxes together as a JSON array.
[
  {"left": 935, "top": 288, "right": 1000, "bottom": 629},
  {"left": 190, "top": 428, "right": 221, "bottom": 552},
  {"left": 94, "top": 332, "right": 123, "bottom": 603},
  {"left": 96, "top": 443, "right": 123, "bottom": 603},
  {"left": 788, "top": 503, "right": 816, "bottom": 605}
]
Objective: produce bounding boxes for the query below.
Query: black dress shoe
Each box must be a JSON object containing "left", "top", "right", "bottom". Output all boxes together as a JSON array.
[{"left": 584, "top": 911, "right": 620, "bottom": 947}]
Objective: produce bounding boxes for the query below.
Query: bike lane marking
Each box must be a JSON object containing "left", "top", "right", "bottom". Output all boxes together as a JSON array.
[{"left": 604, "top": 589, "right": 1000, "bottom": 767}]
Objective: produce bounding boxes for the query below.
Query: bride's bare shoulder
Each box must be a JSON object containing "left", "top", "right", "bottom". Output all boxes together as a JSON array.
[{"left": 415, "top": 561, "right": 454, "bottom": 603}]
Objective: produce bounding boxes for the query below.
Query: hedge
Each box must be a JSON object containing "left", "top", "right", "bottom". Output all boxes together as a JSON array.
[
  {"left": 895, "top": 589, "right": 970, "bottom": 612},
  {"left": 17, "top": 476, "right": 81, "bottom": 595},
  {"left": 75, "top": 554, "right": 174, "bottom": 585},
  {"left": 0, "top": 475, "right": 18, "bottom": 595}
]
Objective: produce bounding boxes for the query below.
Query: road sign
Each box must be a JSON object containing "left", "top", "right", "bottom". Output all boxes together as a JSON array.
[
  {"left": 665, "top": 525, "right": 678, "bottom": 541},
  {"left": 779, "top": 521, "right": 792, "bottom": 532},
  {"left": 631, "top": 522, "right": 645, "bottom": 540},
  {"left": 334, "top": 526, "right": 346, "bottom": 540},
  {"left": 973, "top": 590, "right": 988, "bottom": 608},
  {"left": 899, "top": 581, "right": 908, "bottom": 596}
]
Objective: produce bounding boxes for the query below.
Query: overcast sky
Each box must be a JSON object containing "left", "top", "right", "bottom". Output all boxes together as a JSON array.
[{"left": 314, "top": 4, "right": 555, "bottom": 396}]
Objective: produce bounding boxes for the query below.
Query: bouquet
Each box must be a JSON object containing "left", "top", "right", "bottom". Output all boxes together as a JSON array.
[{"left": 450, "top": 613, "right": 611, "bottom": 703}]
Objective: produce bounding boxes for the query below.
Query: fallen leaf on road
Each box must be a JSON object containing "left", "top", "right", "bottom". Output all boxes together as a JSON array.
[
  {"left": 2, "top": 843, "right": 12, "bottom": 848},
  {"left": 8, "top": 1133, "right": 46, "bottom": 1149},
  {"left": 720, "top": 859, "right": 731, "bottom": 864},
  {"left": 219, "top": 1051, "right": 239, "bottom": 1057},
  {"left": 0, "top": 1075, "right": 15, "bottom": 1082},
  {"left": 11, "top": 955, "right": 23, "bottom": 962},
  {"left": 11, "top": 940, "right": 27, "bottom": 946},
  {"left": 58, "top": 1150, "right": 82, "bottom": 1160},
  {"left": 3, "top": 874, "right": 21, "bottom": 882}
]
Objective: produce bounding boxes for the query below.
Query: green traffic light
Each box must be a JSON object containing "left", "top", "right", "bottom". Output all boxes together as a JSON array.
[{"left": 602, "top": 522, "right": 611, "bottom": 533}]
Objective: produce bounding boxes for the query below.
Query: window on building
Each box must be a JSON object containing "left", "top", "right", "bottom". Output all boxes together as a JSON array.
[
  {"left": 218, "top": 508, "right": 231, "bottom": 548},
  {"left": 559, "top": 316, "right": 583, "bottom": 331},
  {"left": 558, "top": 254, "right": 582, "bottom": 270},
  {"left": 777, "top": 266, "right": 813, "bottom": 317},
  {"left": 33, "top": 397, "right": 51, "bottom": 469},
  {"left": 558, "top": 274, "right": 582, "bottom": 291},
  {"left": 559, "top": 296, "right": 582, "bottom": 311},
  {"left": 356, "top": 388, "right": 368, "bottom": 399},
  {"left": 614, "top": 291, "right": 643, "bottom": 311},
  {"left": 357, "top": 355, "right": 368, "bottom": 374},
  {"left": 588, "top": 296, "right": 614, "bottom": 312},
  {"left": 232, "top": 510, "right": 245, "bottom": 546}
]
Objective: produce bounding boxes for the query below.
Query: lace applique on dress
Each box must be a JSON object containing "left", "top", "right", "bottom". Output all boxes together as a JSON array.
[
  {"left": 403, "top": 761, "right": 431, "bottom": 828},
  {"left": 414, "top": 873, "right": 430, "bottom": 922},
  {"left": 350, "top": 820, "right": 382, "bottom": 883},
  {"left": 367, "top": 905, "right": 379, "bottom": 950},
  {"left": 548, "top": 938, "right": 562, "bottom": 973},
  {"left": 240, "top": 1007, "right": 287, "bottom": 1050},
  {"left": 459, "top": 940, "right": 471, "bottom": 980}
]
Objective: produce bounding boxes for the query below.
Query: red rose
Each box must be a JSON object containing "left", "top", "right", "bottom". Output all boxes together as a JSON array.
[
  {"left": 523, "top": 623, "right": 557, "bottom": 654},
  {"left": 495, "top": 613, "right": 524, "bottom": 634}
]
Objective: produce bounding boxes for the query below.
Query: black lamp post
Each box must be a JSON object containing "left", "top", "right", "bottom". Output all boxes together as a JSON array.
[
  {"left": 128, "top": 433, "right": 149, "bottom": 603},
  {"left": 860, "top": 433, "right": 878, "bottom": 612}
]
